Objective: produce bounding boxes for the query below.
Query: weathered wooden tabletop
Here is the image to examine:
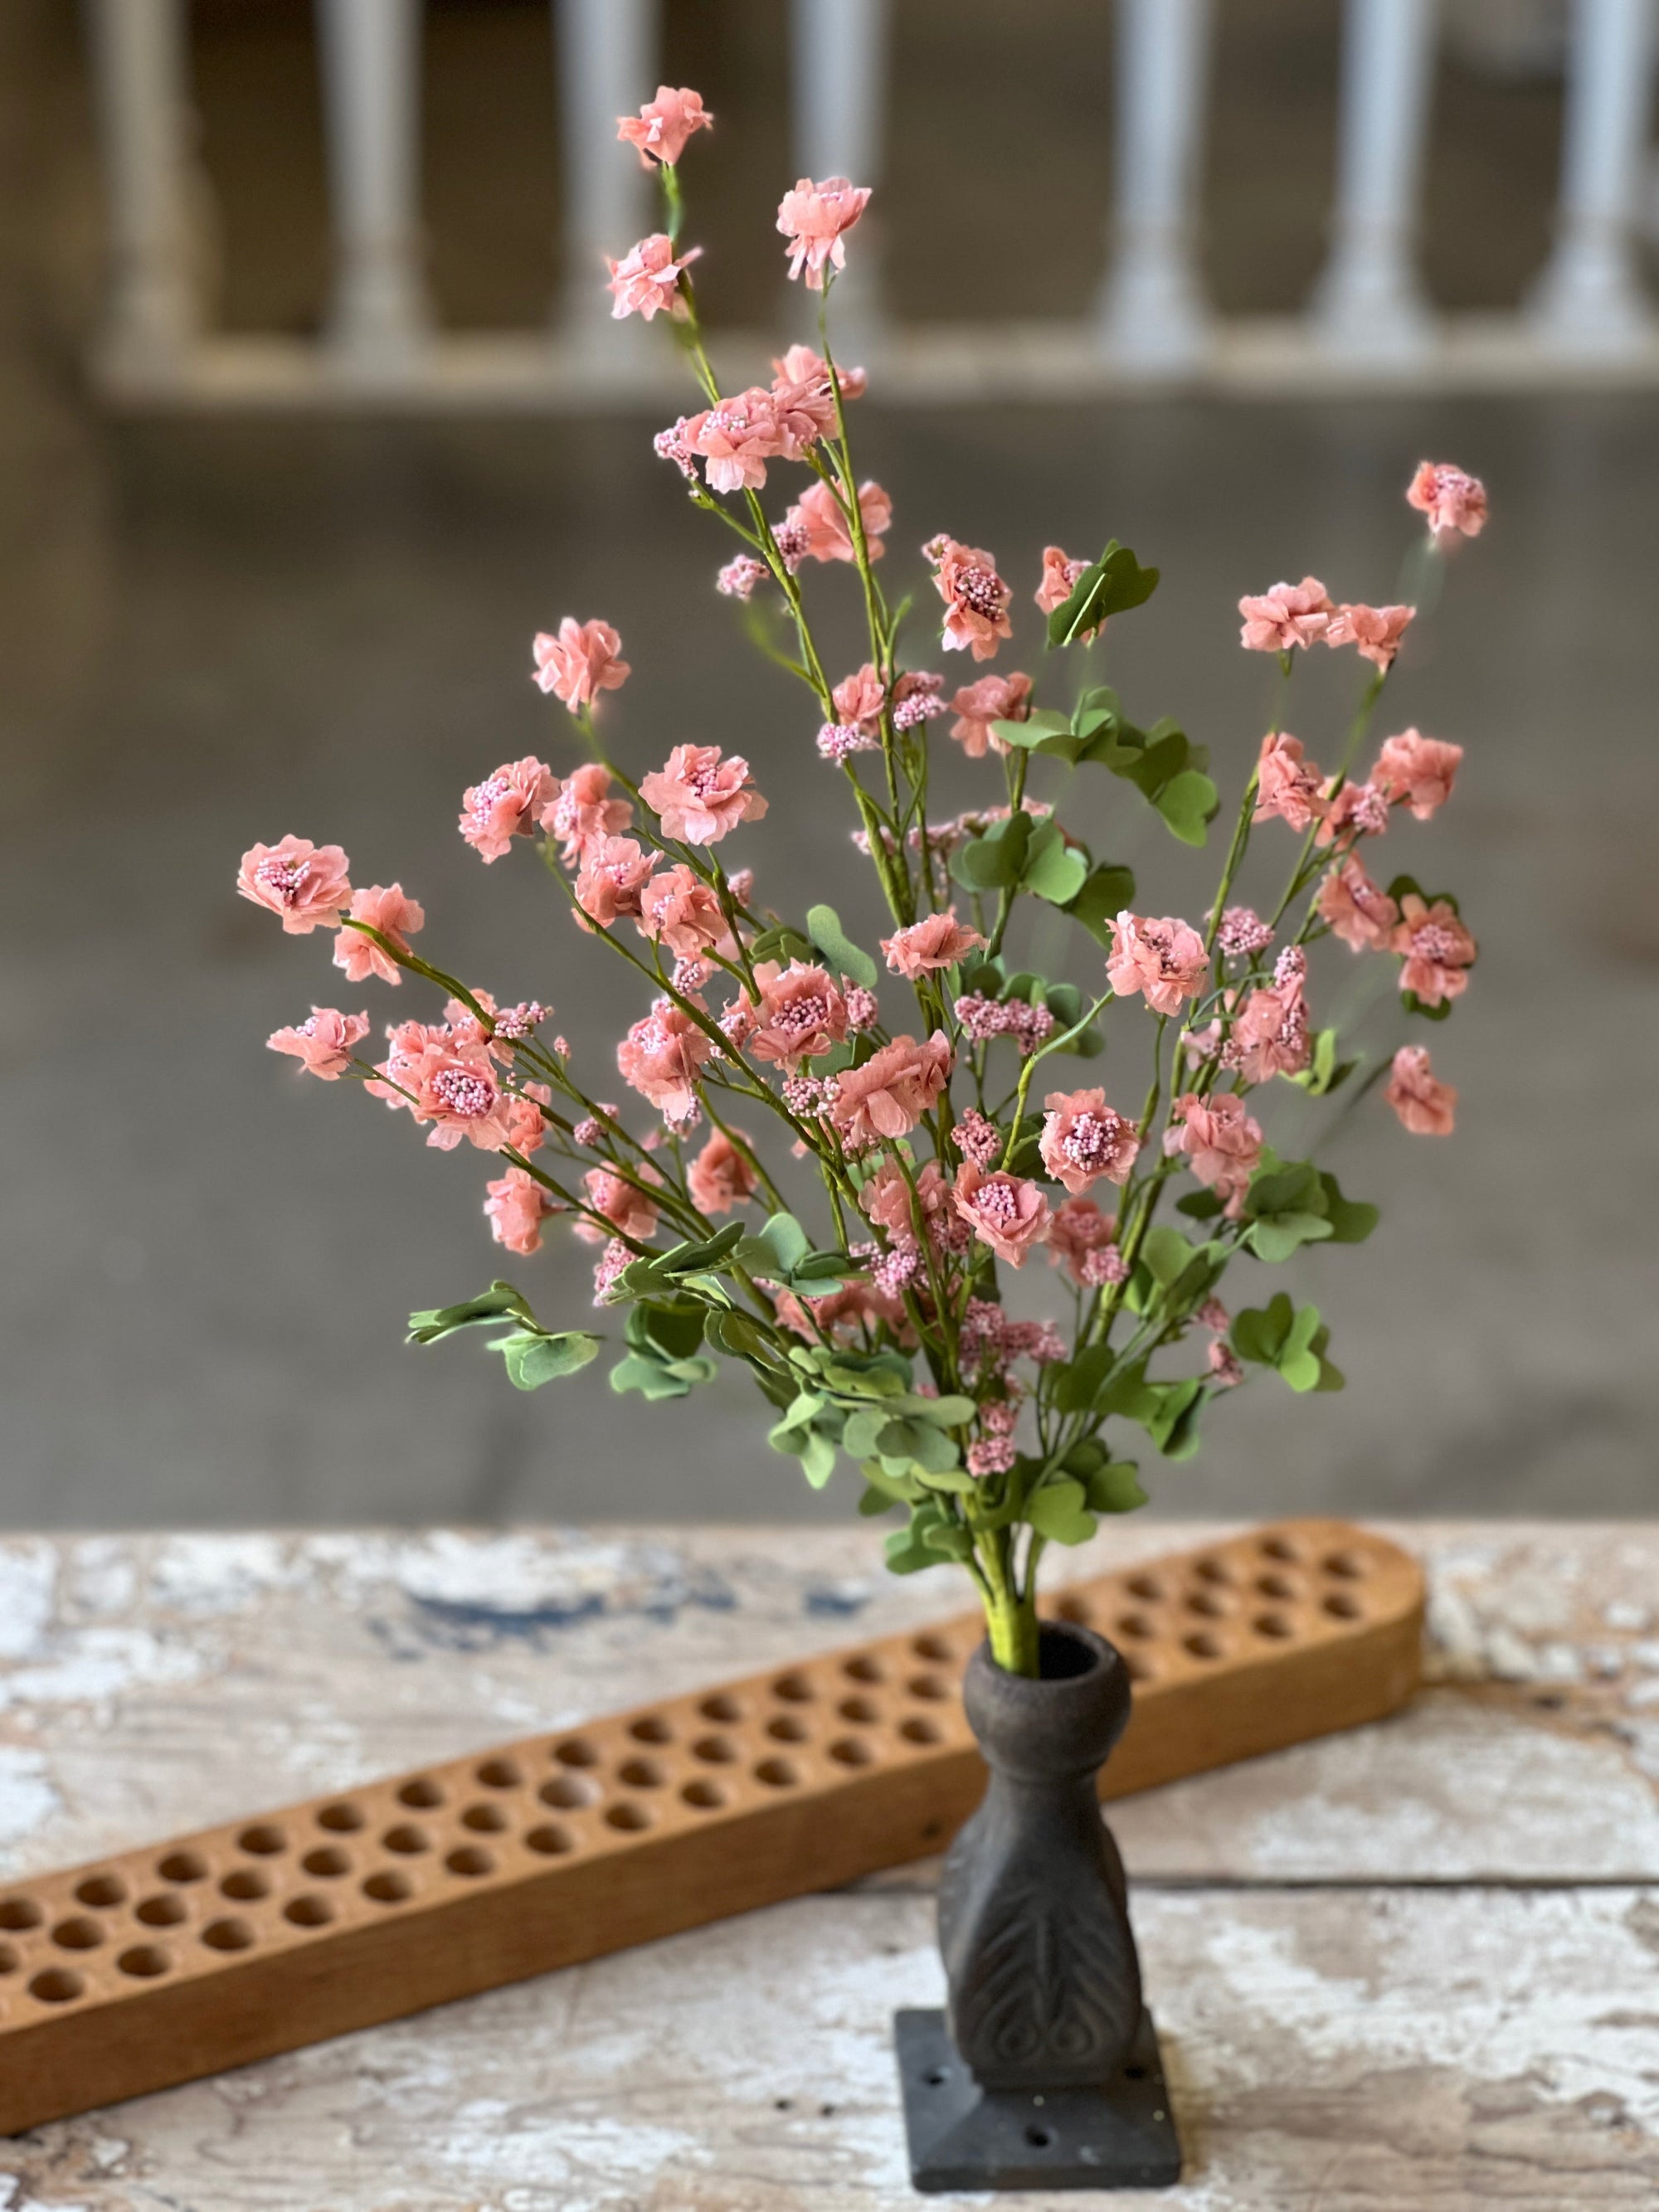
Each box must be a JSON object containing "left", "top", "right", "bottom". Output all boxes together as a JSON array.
[{"left": 0, "top": 1520, "right": 1652, "bottom": 2211}]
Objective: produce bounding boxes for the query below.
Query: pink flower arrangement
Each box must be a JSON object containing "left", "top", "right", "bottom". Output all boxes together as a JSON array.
[{"left": 246, "top": 96, "right": 1481, "bottom": 1678}]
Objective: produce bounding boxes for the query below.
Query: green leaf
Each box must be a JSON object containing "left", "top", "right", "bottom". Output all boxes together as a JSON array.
[
  {"left": 991, "top": 708, "right": 1076, "bottom": 759},
  {"left": 1154, "top": 769, "right": 1219, "bottom": 848},
  {"left": 1175, "top": 1189, "right": 1224, "bottom": 1221},
  {"left": 1026, "top": 1478, "right": 1097, "bottom": 1545},
  {"left": 1082, "top": 1461, "right": 1148, "bottom": 1514},
  {"left": 1232, "top": 1296, "right": 1294, "bottom": 1364},
  {"left": 408, "top": 1281, "right": 535, "bottom": 1345},
  {"left": 1096, "top": 1360, "right": 1160, "bottom": 1425},
  {"left": 1047, "top": 541, "right": 1160, "bottom": 648},
  {"left": 1318, "top": 1171, "right": 1379, "bottom": 1244},
  {"left": 1044, "top": 982, "right": 1083, "bottom": 1027},
  {"left": 758, "top": 1213, "right": 812, "bottom": 1276},
  {"left": 1055, "top": 1344, "right": 1113, "bottom": 1415},
  {"left": 951, "top": 812, "right": 1032, "bottom": 892},
  {"left": 1141, "top": 1224, "right": 1198, "bottom": 1291},
  {"left": 1248, "top": 1213, "right": 1335, "bottom": 1264},
  {"left": 921, "top": 1519, "right": 975, "bottom": 1560},
  {"left": 1404, "top": 989, "right": 1454, "bottom": 1023},
  {"left": 747, "top": 924, "right": 815, "bottom": 965},
  {"left": 495, "top": 1330, "right": 602, "bottom": 1390},
  {"left": 805, "top": 903, "right": 878, "bottom": 991},
  {"left": 857, "top": 1484, "right": 899, "bottom": 1518},
  {"left": 1022, "top": 823, "right": 1091, "bottom": 907},
  {"left": 1064, "top": 863, "right": 1137, "bottom": 947}
]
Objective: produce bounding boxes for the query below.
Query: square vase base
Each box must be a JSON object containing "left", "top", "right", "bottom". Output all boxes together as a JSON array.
[{"left": 893, "top": 2007, "right": 1181, "bottom": 2193}]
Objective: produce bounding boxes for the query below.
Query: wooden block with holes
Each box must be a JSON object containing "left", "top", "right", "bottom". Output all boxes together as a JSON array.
[{"left": 0, "top": 1518, "right": 1419, "bottom": 2135}]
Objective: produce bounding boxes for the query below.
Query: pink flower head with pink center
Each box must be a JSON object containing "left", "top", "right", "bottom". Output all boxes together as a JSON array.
[
  {"left": 616, "top": 998, "right": 713, "bottom": 1120},
  {"left": 1163, "top": 1092, "right": 1265, "bottom": 1218},
  {"left": 1039, "top": 1088, "right": 1141, "bottom": 1194},
  {"left": 531, "top": 619, "right": 630, "bottom": 712},
  {"left": 1208, "top": 1341, "right": 1244, "bottom": 1390},
  {"left": 1315, "top": 777, "right": 1391, "bottom": 849},
  {"left": 951, "top": 1162, "right": 1052, "bottom": 1270},
  {"left": 333, "top": 883, "right": 424, "bottom": 985},
  {"left": 400, "top": 1041, "right": 516, "bottom": 1152},
  {"left": 572, "top": 1163, "right": 662, "bottom": 1247},
  {"left": 684, "top": 390, "right": 785, "bottom": 494},
  {"left": 1238, "top": 576, "right": 1334, "bottom": 653},
  {"left": 1326, "top": 601, "right": 1414, "bottom": 672},
  {"left": 1233, "top": 975, "right": 1311, "bottom": 1086},
  {"left": 832, "top": 664, "right": 886, "bottom": 736},
  {"left": 1394, "top": 894, "right": 1477, "bottom": 1007},
  {"left": 771, "top": 343, "right": 866, "bottom": 402},
  {"left": 460, "top": 757, "right": 556, "bottom": 863},
  {"left": 1318, "top": 855, "right": 1399, "bottom": 951},
  {"left": 1253, "top": 732, "right": 1327, "bottom": 833},
  {"left": 541, "top": 761, "right": 631, "bottom": 864},
  {"left": 784, "top": 479, "right": 891, "bottom": 564},
  {"left": 267, "top": 1006, "right": 369, "bottom": 1080},
  {"left": 1218, "top": 906, "right": 1274, "bottom": 960},
  {"left": 830, "top": 1031, "right": 953, "bottom": 1149},
  {"left": 949, "top": 672, "right": 1032, "bottom": 759},
  {"left": 1376, "top": 728, "right": 1463, "bottom": 821},
  {"left": 573, "top": 834, "right": 654, "bottom": 927},
  {"left": 638, "top": 863, "right": 727, "bottom": 960},
  {"left": 1035, "top": 546, "right": 1090, "bottom": 619},
  {"left": 501, "top": 1083, "right": 551, "bottom": 1158},
  {"left": 688, "top": 1129, "right": 758, "bottom": 1215},
  {"left": 744, "top": 960, "right": 848, "bottom": 1071},
  {"left": 717, "top": 555, "right": 769, "bottom": 601},
  {"left": 484, "top": 1167, "right": 557, "bottom": 1257},
  {"left": 952, "top": 1110, "right": 1000, "bottom": 1169},
  {"left": 606, "top": 233, "right": 700, "bottom": 322},
  {"left": 237, "top": 837, "right": 352, "bottom": 934},
  {"left": 1407, "top": 461, "right": 1487, "bottom": 542},
  {"left": 1385, "top": 1043, "right": 1457, "bottom": 1135},
  {"left": 1046, "top": 1197, "right": 1117, "bottom": 1286},
  {"left": 776, "top": 175, "right": 872, "bottom": 289},
  {"left": 1196, "top": 1297, "right": 1230, "bottom": 1334},
  {"left": 881, "top": 908, "right": 985, "bottom": 980},
  {"left": 967, "top": 1437, "right": 1017, "bottom": 1479},
  {"left": 640, "top": 743, "right": 768, "bottom": 845},
  {"left": 1107, "top": 911, "right": 1209, "bottom": 1017},
  {"left": 928, "top": 537, "right": 1014, "bottom": 661},
  {"left": 616, "top": 85, "right": 713, "bottom": 168},
  {"left": 859, "top": 1157, "right": 950, "bottom": 1245}
]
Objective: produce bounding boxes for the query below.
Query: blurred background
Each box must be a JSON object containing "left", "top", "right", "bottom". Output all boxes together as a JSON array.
[{"left": 3, "top": 0, "right": 1657, "bottom": 1528}]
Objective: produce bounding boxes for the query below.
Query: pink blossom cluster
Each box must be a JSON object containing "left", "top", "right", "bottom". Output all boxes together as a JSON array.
[{"left": 952, "top": 994, "right": 1056, "bottom": 1057}]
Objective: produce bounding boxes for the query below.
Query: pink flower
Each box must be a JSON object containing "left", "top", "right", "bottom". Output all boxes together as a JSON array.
[
  {"left": 399, "top": 1041, "right": 517, "bottom": 1152},
  {"left": 1385, "top": 1043, "right": 1457, "bottom": 1136},
  {"left": 833, "top": 663, "right": 887, "bottom": 736},
  {"left": 606, "top": 232, "right": 699, "bottom": 322},
  {"left": 616, "top": 999, "right": 714, "bottom": 1120},
  {"left": 859, "top": 1157, "right": 950, "bottom": 1243},
  {"left": 830, "top": 1031, "right": 953, "bottom": 1148},
  {"left": 776, "top": 175, "right": 872, "bottom": 289},
  {"left": 1107, "top": 911, "right": 1209, "bottom": 1017},
  {"left": 616, "top": 85, "right": 713, "bottom": 168},
  {"left": 484, "top": 1167, "right": 557, "bottom": 1257},
  {"left": 267, "top": 1006, "right": 369, "bottom": 1081},
  {"left": 775, "top": 1281, "right": 910, "bottom": 1347},
  {"left": 1208, "top": 1341, "right": 1244, "bottom": 1390},
  {"left": 531, "top": 619, "right": 630, "bottom": 712},
  {"left": 541, "top": 762, "right": 630, "bottom": 864},
  {"left": 1253, "top": 732, "right": 1328, "bottom": 832},
  {"left": 1315, "top": 777, "right": 1391, "bottom": 848},
  {"left": 688, "top": 1130, "right": 758, "bottom": 1215},
  {"left": 1394, "top": 894, "right": 1477, "bottom": 1007},
  {"left": 784, "top": 479, "right": 891, "bottom": 564},
  {"left": 1047, "top": 1198, "right": 1120, "bottom": 1287},
  {"left": 1039, "top": 1088, "right": 1140, "bottom": 1194},
  {"left": 771, "top": 343, "right": 866, "bottom": 402},
  {"left": 1238, "top": 576, "right": 1333, "bottom": 653},
  {"left": 573, "top": 1164, "right": 662, "bottom": 1246},
  {"left": 236, "top": 837, "right": 352, "bottom": 934},
  {"left": 951, "top": 1163, "right": 1053, "bottom": 1270},
  {"left": 1035, "top": 546, "right": 1090, "bottom": 618},
  {"left": 717, "top": 555, "right": 769, "bottom": 600},
  {"left": 640, "top": 744, "right": 768, "bottom": 845},
  {"left": 460, "top": 757, "right": 556, "bottom": 863},
  {"left": 949, "top": 672, "right": 1032, "bottom": 759},
  {"left": 1326, "top": 601, "right": 1414, "bottom": 671},
  {"left": 881, "top": 908, "right": 985, "bottom": 979},
  {"left": 1233, "top": 976, "right": 1311, "bottom": 1086},
  {"left": 684, "top": 391, "right": 786, "bottom": 494},
  {"left": 638, "top": 864, "right": 727, "bottom": 959},
  {"left": 574, "top": 835, "right": 654, "bottom": 927},
  {"left": 952, "top": 1110, "right": 1000, "bottom": 1169},
  {"left": 1317, "top": 855, "right": 1399, "bottom": 951},
  {"left": 745, "top": 961, "right": 848, "bottom": 1070},
  {"left": 1218, "top": 907, "right": 1274, "bottom": 960},
  {"left": 1376, "top": 728, "right": 1463, "bottom": 820},
  {"left": 929, "top": 537, "right": 1013, "bottom": 661},
  {"left": 1163, "top": 1092, "right": 1265, "bottom": 1218},
  {"left": 333, "top": 883, "right": 424, "bottom": 985},
  {"left": 1407, "top": 460, "right": 1486, "bottom": 542},
  {"left": 501, "top": 1083, "right": 551, "bottom": 1157}
]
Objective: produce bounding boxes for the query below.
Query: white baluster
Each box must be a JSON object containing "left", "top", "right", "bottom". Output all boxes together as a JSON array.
[
  {"left": 84, "top": 0, "right": 200, "bottom": 387},
  {"left": 553, "top": 0, "right": 660, "bottom": 362},
  {"left": 1528, "top": 0, "right": 1659, "bottom": 350},
  {"left": 1310, "top": 0, "right": 1440, "bottom": 361},
  {"left": 791, "top": 0, "right": 889, "bottom": 352},
  {"left": 315, "top": 0, "right": 431, "bottom": 380},
  {"left": 1097, "top": 0, "right": 1214, "bottom": 372}
]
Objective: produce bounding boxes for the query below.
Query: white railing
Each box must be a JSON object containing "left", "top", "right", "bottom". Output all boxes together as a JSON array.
[{"left": 85, "top": 0, "right": 1659, "bottom": 409}]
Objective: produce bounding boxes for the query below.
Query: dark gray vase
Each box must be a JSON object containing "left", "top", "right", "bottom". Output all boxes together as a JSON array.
[{"left": 893, "top": 1621, "right": 1182, "bottom": 2192}]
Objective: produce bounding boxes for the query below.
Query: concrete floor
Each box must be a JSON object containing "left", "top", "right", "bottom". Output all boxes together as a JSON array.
[{"left": 2, "top": 4, "right": 1657, "bottom": 1528}]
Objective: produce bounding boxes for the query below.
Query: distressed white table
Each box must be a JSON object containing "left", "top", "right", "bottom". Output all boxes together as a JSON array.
[{"left": 0, "top": 1521, "right": 1653, "bottom": 2211}]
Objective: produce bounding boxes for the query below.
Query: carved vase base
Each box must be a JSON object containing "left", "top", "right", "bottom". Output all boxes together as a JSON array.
[{"left": 893, "top": 2008, "right": 1181, "bottom": 2193}]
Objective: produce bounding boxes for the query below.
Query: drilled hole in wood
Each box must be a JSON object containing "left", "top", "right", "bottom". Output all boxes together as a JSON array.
[
  {"left": 284, "top": 1894, "right": 334, "bottom": 1928},
  {"left": 316, "top": 1801, "right": 364, "bottom": 1832},
  {"left": 839, "top": 1695, "right": 880, "bottom": 1723},
  {"left": 843, "top": 1655, "right": 884, "bottom": 1685},
  {"left": 604, "top": 1801, "right": 654, "bottom": 1832},
  {"left": 0, "top": 1945, "right": 17, "bottom": 1974},
  {"left": 755, "top": 1757, "right": 800, "bottom": 1789},
  {"left": 830, "top": 1738, "right": 873, "bottom": 1767},
  {"left": 1184, "top": 1632, "right": 1224, "bottom": 1661},
  {"left": 382, "top": 1825, "right": 431, "bottom": 1855},
  {"left": 911, "top": 1633, "right": 955, "bottom": 1662},
  {"left": 74, "top": 1874, "right": 125, "bottom": 1910},
  {"left": 446, "top": 1847, "right": 494, "bottom": 1878},
  {"left": 158, "top": 1851, "right": 206, "bottom": 1884},
  {"left": 202, "top": 1918, "right": 255, "bottom": 1952},
  {"left": 553, "top": 1738, "right": 599, "bottom": 1768},
  {"left": 1123, "top": 1654, "right": 1157, "bottom": 1683},
  {"left": 698, "top": 1693, "right": 744, "bottom": 1723},
  {"left": 771, "top": 1672, "right": 814, "bottom": 1704},
  {"left": 301, "top": 1847, "right": 350, "bottom": 1878},
  {"left": 681, "top": 1779, "right": 727, "bottom": 1810},
  {"left": 692, "top": 1734, "right": 737, "bottom": 1765},
  {"left": 462, "top": 1803, "right": 508, "bottom": 1834},
  {"left": 51, "top": 1918, "right": 102, "bottom": 1952},
  {"left": 0, "top": 1898, "right": 41, "bottom": 1932},
  {"left": 907, "top": 1675, "right": 947, "bottom": 1702},
  {"left": 220, "top": 1869, "right": 269, "bottom": 1903},
  {"left": 1260, "top": 1535, "right": 1301, "bottom": 1563},
  {"left": 900, "top": 1715, "right": 942, "bottom": 1744},
  {"left": 237, "top": 1824, "right": 286, "bottom": 1857},
  {"left": 363, "top": 1871, "right": 411, "bottom": 1903},
  {"left": 1024, "top": 2124, "right": 1054, "bottom": 2149},
  {"left": 117, "top": 1945, "right": 169, "bottom": 1978},
  {"left": 1115, "top": 1613, "right": 1154, "bottom": 1641},
  {"left": 765, "top": 1716, "right": 808, "bottom": 1744},
  {"left": 1125, "top": 1573, "right": 1164, "bottom": 1602},
  {"left": 1193, "top": 1557, "right": 1234, "bottom": 1586},
  {"left": 1323, "top": 1550, "right": 1366, "bottom": 1580},
  {"left": 29, "top": 1969, "right": 82, "bottom": 2005},
  {"left": 539, "top": 1774, "right": 597, "bottom": 1810},
  {"left": 628, "top": 1716, "right": 673, "bottom": 1745},
  {"left": 1324, "top": 1592, "right": 1363, "bottom": 1621},
  {"left": 1185, "top": 1591, "right": 1228, "bottom": 1619},
  {"left": 524, "top": 1824, "right": 573, "bottom": 1856},
  {"left": 1052, "top": 1592, "right": 1094, "bottom": 1624},
  {"left": 136, "top": 1894, "right": 186, "bottom": 1928},
  {"left": 397, "top": 1778, "right": 444, "bottom": 1810},
  {"left": 474, "top": 1757, "right": 522, "bottom": 1790},
  {"left": 1256, "top": 1573, "right": 1298, "bottom": 1601},
  {"left": 1253, "top": 1613, "right": 1293, "bottom": 1640},
  {"left": 618, "top": 1757, "right": 666, "bottom": 1788}
]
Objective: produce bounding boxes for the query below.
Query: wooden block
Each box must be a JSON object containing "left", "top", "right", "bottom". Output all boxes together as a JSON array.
[{"left": 0, "top": 1517, "right": 1419, "bottom": 2135}]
